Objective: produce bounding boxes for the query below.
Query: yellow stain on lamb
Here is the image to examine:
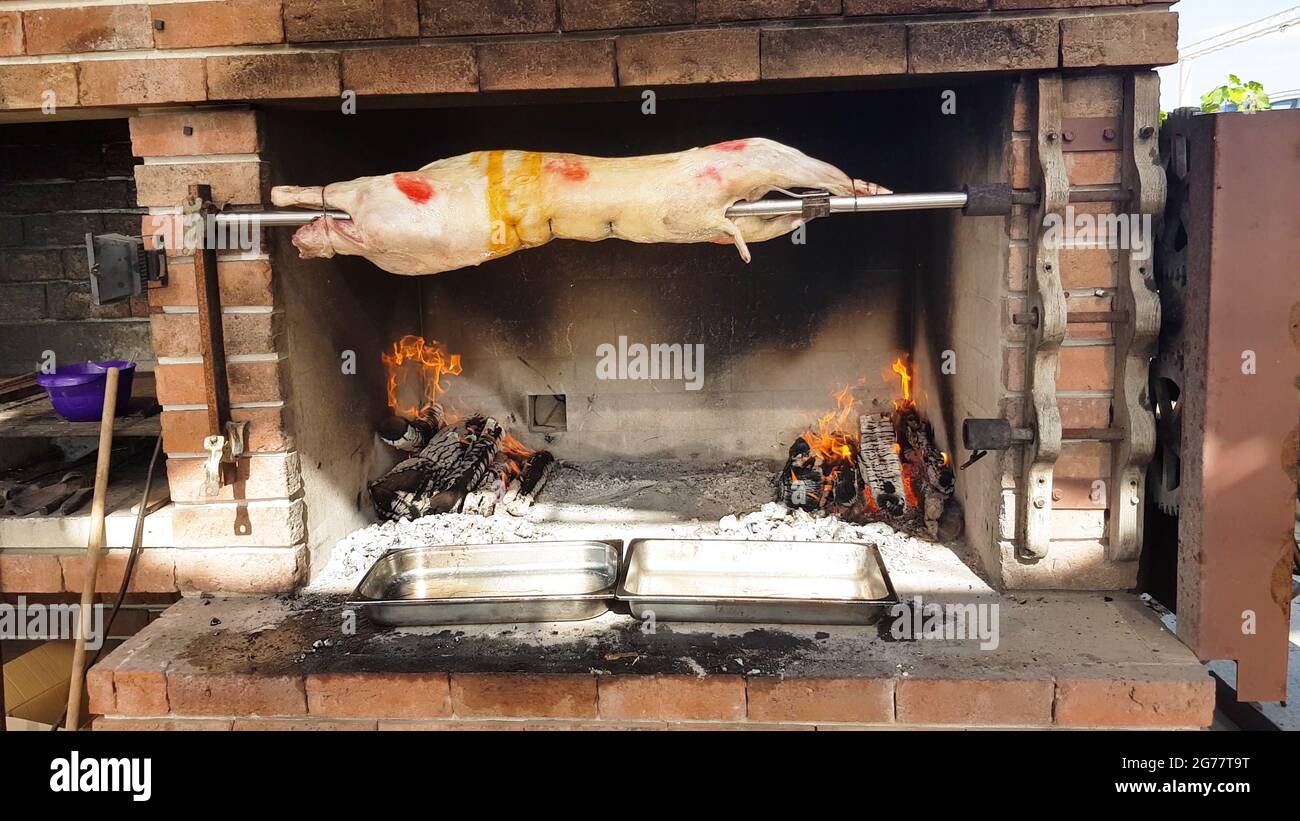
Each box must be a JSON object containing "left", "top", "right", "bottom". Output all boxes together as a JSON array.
[{"left": 484, "top": 150, "right": 544, "bottom": 259}]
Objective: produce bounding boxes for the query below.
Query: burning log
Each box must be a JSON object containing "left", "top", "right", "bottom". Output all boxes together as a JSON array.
[
  {"left": 376, "top": 407, "right": 442, "bottom": 453},
  {"left": 502, "top": 450, "right": 556, "bottom": 516},
  {"left": 369, "top": 416, "right": 503, "bottom": 521},
  {"left": 857, "top": 413, "right": 909, "bottom": 517}
]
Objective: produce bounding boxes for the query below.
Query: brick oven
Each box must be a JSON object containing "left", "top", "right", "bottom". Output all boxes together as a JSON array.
[{"left": 4, "top": 1, "right": 1259, "bottom": 731}]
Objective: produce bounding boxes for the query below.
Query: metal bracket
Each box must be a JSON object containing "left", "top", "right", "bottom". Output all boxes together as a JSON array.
[
  {"left": 85, "top": 232, "right": 168, "bottom": 305},
  {"left": 1060, "top": 116, "right": 1124, "bottom": 152},
  {"left": 1106, "top": 73, "right": 1164, "bottom": 561},
  {"left": 201, "top": 420, "right": 248, "bottom": 497},
  {"left": 1018, "top": 75, "right": 1070, "bottom": 561}
]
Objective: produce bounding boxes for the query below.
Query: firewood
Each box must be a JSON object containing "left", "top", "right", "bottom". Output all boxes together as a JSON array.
[{"left": 503, "top": 451, "right": 555, "bottom": 516}]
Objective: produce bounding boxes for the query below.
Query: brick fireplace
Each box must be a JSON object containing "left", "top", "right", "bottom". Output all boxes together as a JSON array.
[{"left": 0, "top": 1, "right": 1221, "bottom": 731}]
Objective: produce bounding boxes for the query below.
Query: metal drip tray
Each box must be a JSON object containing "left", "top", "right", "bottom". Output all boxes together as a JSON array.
[
  {"left": 349, "top": 540, "right": 622, "bottom": 626},
  {"left": 616, "top": 538, "right": 897, "bottom": 625}
]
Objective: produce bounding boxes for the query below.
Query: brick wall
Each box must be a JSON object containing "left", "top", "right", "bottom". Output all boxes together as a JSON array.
[
  {"left": 134, "top": 109, "right": 307, "bottom": 593},
  {"left": 0, "top": 2, "right": 1178, "bottom": 112},
  {"left": 0, "top": 120, "right": 152, "bottom": 373}
]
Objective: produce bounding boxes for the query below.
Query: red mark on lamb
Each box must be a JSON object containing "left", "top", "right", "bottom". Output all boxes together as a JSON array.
[
  {"left": 695, "top": 166, "right": 723, "bottom": 184},
  {"left": 544, "top": 157, "right": 589, "bottom": 182},
  {"left": 394, "top": 173, "right": 435, "bottom": 204},
  {"left": 711, "top": 139, "right": 748, "bottom": 152}
]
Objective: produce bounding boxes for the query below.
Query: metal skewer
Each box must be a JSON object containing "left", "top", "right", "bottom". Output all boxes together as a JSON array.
[{"left": 210, "top": 185, "right": 1012, "bottom": 227}]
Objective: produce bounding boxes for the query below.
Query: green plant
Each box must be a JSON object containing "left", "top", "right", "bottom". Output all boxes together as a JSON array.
[{"left": 1200, "top": 75, "right": 1271, "bottom": 113}]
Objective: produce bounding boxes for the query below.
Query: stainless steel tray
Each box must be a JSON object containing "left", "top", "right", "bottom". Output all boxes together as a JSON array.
[
  {"left": 616, "top": 538, "right": 897, "bottom": 625},
  {"left": 348, "top": 540, "right": 622, "bottom": 626}
]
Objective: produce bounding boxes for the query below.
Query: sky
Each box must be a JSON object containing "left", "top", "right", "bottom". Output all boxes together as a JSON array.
[{"left": 1156, "top": 0, "right": 1300, "bottom": 111}]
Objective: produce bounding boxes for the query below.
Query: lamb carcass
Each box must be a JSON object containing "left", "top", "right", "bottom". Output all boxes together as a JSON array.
[{"left": 271, "top": 138, "right": 889, "bottom": 276}]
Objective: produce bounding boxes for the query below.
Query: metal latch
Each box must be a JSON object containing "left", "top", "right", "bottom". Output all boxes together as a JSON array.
[
  {"left": 85, "top": 233, "right": 167, "bottom": 306},
  {"left": 201, "top": 421, "right": 248, "bottom": 496}
]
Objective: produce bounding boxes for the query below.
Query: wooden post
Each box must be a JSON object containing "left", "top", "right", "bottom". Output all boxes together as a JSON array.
[{"left": 65, "top": 366, "right": 119, "bottom": 731}]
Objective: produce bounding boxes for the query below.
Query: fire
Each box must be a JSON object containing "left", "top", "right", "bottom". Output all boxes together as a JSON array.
[
  {"left": 891, "top": 357, "right": 912, "bottom": 410},
  {"left": 801, "top": 384, "right": 860, "bottom": 465},
  {"left": 382, "top": 335, "right": 462, "bottom": 419}
]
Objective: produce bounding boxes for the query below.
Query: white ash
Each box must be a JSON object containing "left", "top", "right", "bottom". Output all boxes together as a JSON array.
[{"left": 308, "top": 460, "right": 986, "bottom": 594}]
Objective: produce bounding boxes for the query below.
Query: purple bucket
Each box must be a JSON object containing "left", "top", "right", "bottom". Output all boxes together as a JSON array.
[{"left": 35, "top": 361, "right": 136, "bottom": 423}]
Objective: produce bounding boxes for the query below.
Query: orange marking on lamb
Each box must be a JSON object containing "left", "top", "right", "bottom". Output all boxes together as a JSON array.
[
  {"left": 394, "top": 173, "right": 434, "bottom": 204},
  {"left": 695, "top": 166, "right": 723, "bottom": 184},
  {"left": 544, "top": 157, "right": 589, "bottom": 182},
  {"left": 712, "top": 139, "right": 748, "bottom": 152}
]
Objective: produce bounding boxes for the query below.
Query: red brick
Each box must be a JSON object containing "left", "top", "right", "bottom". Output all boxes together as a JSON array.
[
  {"left": 617, "top": 29, "right": 759, "bottom": 86},
  {"left": 60, "top": 550, "right": 177, "bottom": 594},
  {"left": 847, "top": 0, "right": 983, "bottom": 12},
  {"left": 1007, "top": 242, "right": 1029, "bottom": 291},
  {"left": 134, "top": 161, "right": 264, "bottom": 208},
  {"left": 699, "top": 0, "right": 841, "bottom": 23},
  {"left": 1055, "top": 441, "right": 1110, "bottom": 477},
  {"left": 172, "top": 546, "right": 305, "bottom": 593},
  {"left": 1059, "top": 396, "right": 1113, "bottom": 429},
  {"left": 168, "top": 503, "right": 306, "bottom": 549},
  {"left": 420, "top": 0, "right": 556, "bottom": 36},
  {"left": 0, "top": 12, "right": 23, "bottom": 56},
  {"left": 896, "top": 677, "right": 1053, "bottom": 726},
  {"left": 206, "top": 52, "right": 340, "bottom": 101},
  {"left": 149, "top": 311, "right": 280, "bottom": 358},
  {"left": 78, "top": 58, "right": 208, "bottom": 107},
  {"left": 1012, "top": 80, "right": 1032, "bottom": 131},
  {"left": 161, "top": 406, "right": 291, "bottom": 455},
  {"left": 747, "top": 677, "right": 894, "bottom": 723},
  {"left": 130, "top": 110, "right": 262, "bottom": 157},
  {"left": 112, "top": 670, "right": 170, "bottom": 716},
  {"left": 761, "top": 24, "right": 906, "bottom": 80},
  {"left": 148, "top": 259, "right": 274, "bottom": 308},
  {"left": 167, "top": 672, "right": 307, "bottom": 716},
  {"left": 1060, "top": 246, "right": 1119, "bottom": 289},
  {"left": 154, "top": 360, "right": 285, "bottom": 405},
  {"left": 307, "top": 672, "right": 452, "bottom": 718},
  {"left": 23, "top": 5, "right": 153, "bottom": 55},
  {"left": 378, "top": 719, "right": 527, "bottom": 730},
  {"left": 341, "top": 45, "right": 478, "bottom": 95},
  {"left": 1063, "top": 74, "right": 1124, "bottom": 118},
  {"left": 1011, "top": 137, "right": 1032, "bottom": 189},
  {"left": 1066, "top": 151, "right": 1122, "bottom": 186},
  {"left": 87, "top": 667, "right": 117, "bottom": 715},
  {"left": 166, "top": 454, "right": 301, "bottom": 502},
  {"left": 908, "top": 17, "right": 1058, "bottom": 74},
  {"left": 479, "top": 39, "right": 615, "bottom": 91},
  {"left": 283, "top": 0, "right": 418, "bottom": 42},
  {"left": 233, "top": 718, "right": 378, "bottom": 730},
  {"left": 1061, "top": 11, "right": 1178, "bottom": 68},
  {"left": 598, "top": 675, "right": 746, "bottom": 721},
  {"left": 93, "top": 717, "right": 233, "bottom": 730},
  {"left": 995, "top": 0, "right": 1146, "bottom": 7},
  {"left": 1058, "top": 344, "right": 1113, "bottom": 391},
  {"left": 0, "top": 552, "right": 64, "bottom": 592},
  {"left": 451, "top": 673, "right": 598, "bottom": 719},
  {"left": 152, "top": 0, "right": 285, "bottom": 49},
  {"left": 561, "top": 0, "right": 694, "bottom": 31},
  {"left": 0, "top": 63, "right": 79, "bottom": 110},
  {"left": 1054, "top": 675, "right": 1214, "bottom": 728}
]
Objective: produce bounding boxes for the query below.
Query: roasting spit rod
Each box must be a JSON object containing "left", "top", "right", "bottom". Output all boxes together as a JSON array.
[{"left": 212, "top": 185, "right": 1009, "bottom": 227}]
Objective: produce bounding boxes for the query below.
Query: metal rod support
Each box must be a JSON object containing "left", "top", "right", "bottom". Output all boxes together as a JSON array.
[{"left": 212, "top": 191, "right": 975, "bottom": 228}]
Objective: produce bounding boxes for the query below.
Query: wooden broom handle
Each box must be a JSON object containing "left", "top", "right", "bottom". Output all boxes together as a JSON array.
[{"left": 65, "top": 366, "right": 119, "bottom": 731}]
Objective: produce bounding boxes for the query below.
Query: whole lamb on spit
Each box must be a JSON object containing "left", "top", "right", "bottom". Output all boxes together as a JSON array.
[{"left": 270, "top": 138, "right": 889, "bottom": 276}]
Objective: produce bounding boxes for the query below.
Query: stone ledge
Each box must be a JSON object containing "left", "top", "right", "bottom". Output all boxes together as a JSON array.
[{"left": 88, "top": 593, "right": 1215, "bottom": 729}]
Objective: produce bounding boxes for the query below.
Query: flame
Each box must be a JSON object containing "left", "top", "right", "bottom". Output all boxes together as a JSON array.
[
  {"left": 382, "top": 335, "right": 462, "bottom": 419},
  {"left": 801, "top": 384, "right": 860, "bottom": 464},
  {"left": 891, "top": 357, "right": 912, "bottom": 411}
]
